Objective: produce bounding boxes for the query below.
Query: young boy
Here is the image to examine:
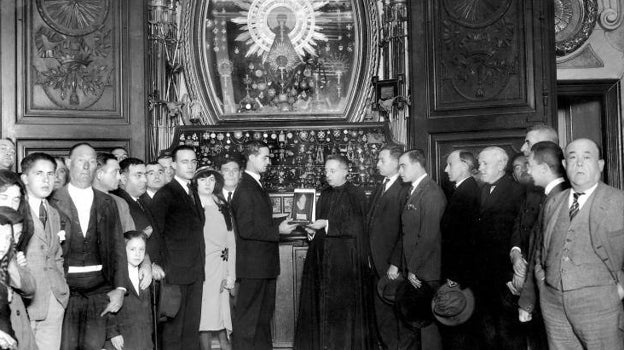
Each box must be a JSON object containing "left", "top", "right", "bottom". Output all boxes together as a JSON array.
[
  {"left": 106, "top": 231, "right": 153, "bottom": 350},
  {"left": 20, "top": 152, "right": 69, "bottom": 350}
]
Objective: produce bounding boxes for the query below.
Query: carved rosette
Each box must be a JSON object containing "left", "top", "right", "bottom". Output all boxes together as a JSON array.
[
  {"left": 33, "top": 0, "right": 114, "bottom": 110},
  {"left": 554, "top": 0, "right": 598, "bottom": 56},
  {"left": 438, "top": 0, "right": 518, "bottom": 101}
]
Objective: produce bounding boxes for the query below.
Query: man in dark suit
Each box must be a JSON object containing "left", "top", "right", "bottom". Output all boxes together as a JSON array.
[
  {"left": 50, "top": 143, "right": 128, "bottom": 350},
  {"left": 517, "top": 142, "right": 567, "bottom": 321},
  {"left": 115, "top": 157, "right": 164, "bottom": 280},
  {"left": 474, "top": 146, "right": 525, "bottom": 350},
  {"left": 230, "top": 141, "right": 296, "bottom": 350},
  {"left": 367, "top": 144, "right": 410, "bottom": 350},
  {"left": 398, "top": 149, "right": 447, "bottom": 349},
  {"left": 439, "top": 149, "right": 480, "bottom": 349},
  {"left": 539, "top": 139, "right": 624, "bottom": 349},
  {"left": 509, "top": 125, "right": 559, "bottom": 298},
  {"left": 150, "top": 145, "right": 205, "bottom": 350},
  {"left": 140, "top": 161, "right": 166, "bottom": 207}
]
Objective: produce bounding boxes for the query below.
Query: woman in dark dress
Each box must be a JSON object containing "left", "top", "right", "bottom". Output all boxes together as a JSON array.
[{"left": 294, "top": 155, "right": 375, "bottom": 350}]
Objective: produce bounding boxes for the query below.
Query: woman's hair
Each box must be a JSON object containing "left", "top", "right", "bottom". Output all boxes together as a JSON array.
[
  {"left": 191, "top": 167, "right": 233, "bottom": 231},
  {"left": 0, "top": 170, "right": 30, "bottom": 252}
]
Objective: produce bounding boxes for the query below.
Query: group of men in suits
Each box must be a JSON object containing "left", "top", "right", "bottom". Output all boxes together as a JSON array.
[{"left": 367, "top": 124, "right": 624, "bottom": 350}]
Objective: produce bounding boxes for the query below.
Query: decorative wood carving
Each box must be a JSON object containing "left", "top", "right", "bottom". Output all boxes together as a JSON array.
[
  {"left": 26, "top": 0, "right": 121, "bottom": 115},
  {"left": 433, "top": 0, "right": 526, "bottom": 109},
  {"left": 16, "top": 138, "right": 130, "bottom": 167},
  {"left": 554, "top": 0, "right": 598, "bottom": 56}
]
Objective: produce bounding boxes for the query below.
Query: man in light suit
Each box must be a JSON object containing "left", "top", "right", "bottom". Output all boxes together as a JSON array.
[
  {"left": 50, "top": 143, "right": 128, "bottom": 350},
  {"left": 150, "top": 145, "right": 205, "bottom": 350},
  {"left": 230, "top": 141, "right": 296, "bottom": 350},
  {"left": 539, "top": 138, "right": 624, "bottom": 349},
  {"left": 398, "top": 149, "right": 447, "bottom": 349},
  {"left": 20, "top": 153, "right": 69, "bottom": 350},
  {"left": 367, "top": 144, "right": 410, "bottom": 350},
  {"left": 517, "top": 142, "right": 567, "bottom": 322}
]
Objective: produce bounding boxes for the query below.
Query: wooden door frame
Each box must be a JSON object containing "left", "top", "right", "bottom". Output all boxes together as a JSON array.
[{"left": 557, "top": 80, "right": 622, "bottom": 189}]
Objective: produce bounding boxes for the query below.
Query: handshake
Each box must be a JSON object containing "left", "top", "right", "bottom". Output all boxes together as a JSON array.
[{"left": 506, "top": 249, "right": 527, "bottom": 296}]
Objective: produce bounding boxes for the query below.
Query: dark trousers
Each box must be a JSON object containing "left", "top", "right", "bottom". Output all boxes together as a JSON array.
[
  {"left": 373, "top": 275, "right": 416, "bottom": 350},
  {"left": 232, "top": 278, "right": 276, "bottom": 350},
  {"left": 475, "top": 290, "right": 527, "bottom": 350},
  {"left": 61, "top": 292, "right": 110, "bottom": 350},
  {"left": 162, "top": 279, "right": 203, "bottom": 350}
]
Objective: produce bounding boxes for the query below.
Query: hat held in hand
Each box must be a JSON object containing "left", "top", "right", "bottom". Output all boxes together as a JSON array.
[
  {"left": 431, "top": 280, "right": 475, "bottom": 326},
  {"left": 377, "top": 274, "right": 405, "bottom": 304},
  {"left": 394, "top": 280, "right": 434, "bottom": 329}
]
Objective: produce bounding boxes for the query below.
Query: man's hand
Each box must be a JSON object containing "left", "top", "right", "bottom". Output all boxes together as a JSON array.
[
  {"left": 407, "top": 272, "right": 422, "bottom": 288},
  {"left": 618, "top": 283, "right": 624, "bottom": 300},
  {"left": 518, "top": 308, "right": 532, "bottom": 322},
  {"left": 304, "top": 227, "right": 316, "bottom": 241},
  {"left": 386, "top": 265, "right": 400, "bottom": 280},
  {"left": 511, "top": 272, "right": 525, "bottom": 293},
  {"left": 111, "top": 335, "right": 124, "bottom": 350},
  {"left": 0, "top": 329, "right": 16, "bottom": 349},
  {"left": 152, "top": 263, "right": 166, "bottom": 281},
  {"left": 307, "top": 219, "right": 328, "bottom": 231},
  {"left": 100, "top": 288, "right": 125, "bottom": 316},
  {"left": 507, "top": 281, "right": 520, "bottom": 296},
  {"left": 278, "top": 220, "right": 298, "bottom": 234},
  {"left": 15, "top": 252, "right": 26, "bottom": 268},
  {"left": 511, "top": 250, "right": 527, "bottom": 276},
  {"left": 139, "top": 263, "right": 153, "bottom": 290}
]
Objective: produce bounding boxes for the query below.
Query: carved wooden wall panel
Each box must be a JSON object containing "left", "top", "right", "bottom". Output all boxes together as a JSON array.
[
  {"left": 25, "top": 0, "right": 122, "bottom": 118},
  {"left": 1, "top": 0, "right": 146, "bottom": 160},
  {"left": 409, "top": 0, "right": 556, "bottom": 177}
]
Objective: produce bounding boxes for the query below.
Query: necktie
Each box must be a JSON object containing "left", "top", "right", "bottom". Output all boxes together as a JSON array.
[
  {"left": 187, "top": 183, "right": 195, "bottom": 204},
  {"left": 136, "top": 199, "right": 145, "bottom": 212},
  {"left": 227, "top": 191, "right": 233, "bottom": 203},
  {"left": 39, "top": 201, "right": 47, "bottom": 227},
  {"left": 382, "top": 178, "right": 390, "bottom": 194},
  {"left": 569, "top": 192, "right": 585, "bottom": 220}
]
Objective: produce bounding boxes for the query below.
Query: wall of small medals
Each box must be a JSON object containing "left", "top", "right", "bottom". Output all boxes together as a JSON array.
[{"left": 171, "top": 123, "right": 395, "bottom": 192}]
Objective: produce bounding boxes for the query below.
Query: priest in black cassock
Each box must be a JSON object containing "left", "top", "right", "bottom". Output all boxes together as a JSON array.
[{"left": 294, "top": 154, "right": 375, "bottom": 350}]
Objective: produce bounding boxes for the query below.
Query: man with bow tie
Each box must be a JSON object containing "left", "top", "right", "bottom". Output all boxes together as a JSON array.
[
  {"left": 538, "top": 138, "right": 624, "bottom": 349},
  {"left": 474, "top": 146, "right": 525, "bottom": 349}
]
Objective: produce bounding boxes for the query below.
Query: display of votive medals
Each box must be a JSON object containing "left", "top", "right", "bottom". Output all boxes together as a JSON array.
[{"left": 174, "top": 124, "right": 391, "bottom": 192}]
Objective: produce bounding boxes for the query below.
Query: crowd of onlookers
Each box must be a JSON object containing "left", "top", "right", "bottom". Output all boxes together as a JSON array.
[{"left": 0, "top": 123, "right": 619, "bottom": 350}]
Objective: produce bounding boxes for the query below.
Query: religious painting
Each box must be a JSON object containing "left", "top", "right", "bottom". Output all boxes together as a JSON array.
[
  {"left": 289, "top": 189, "right": 316, "bottom": 224},
  {"left": 183, "top": 0, "right": 379, "bottom": 123}
]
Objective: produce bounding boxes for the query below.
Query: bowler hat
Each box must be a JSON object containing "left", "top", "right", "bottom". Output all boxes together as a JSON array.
[
  {"left": 431, "top": 282, "right": 475, "bottom": 326},
  {"left": 394, "top": 280, "right": 434, "bottom": 329},
  {"left": 377, "top": 275, "right": 405, "bottom": 304}
]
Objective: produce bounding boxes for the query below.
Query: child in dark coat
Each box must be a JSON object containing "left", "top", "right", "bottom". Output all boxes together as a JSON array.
[{"left": 105, "top": 231, "right": 153, "bottom": 350}]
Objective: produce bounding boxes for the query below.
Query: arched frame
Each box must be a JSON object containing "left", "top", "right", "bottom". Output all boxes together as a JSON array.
[{"left": 181, "top": 0, "right": 379, "bottom": 124}]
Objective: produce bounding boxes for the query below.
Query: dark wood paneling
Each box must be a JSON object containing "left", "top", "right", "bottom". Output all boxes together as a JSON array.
[
  {"left": 1, "top": 0, "right": 146, "bottom": 160},
  {"left": 409, "top": 0, "right": 557, "bottom": 176}
]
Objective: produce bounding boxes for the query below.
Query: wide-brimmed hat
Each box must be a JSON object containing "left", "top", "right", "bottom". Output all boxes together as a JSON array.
[
  {"left": 431, "top": 282, "right": 475, "bottom": 326},
  {"left": 377, "top": 275, "right": 405, "bottom": 304},
  {"left": 394, "top": 280, "right": 434, "bottom": 329}
]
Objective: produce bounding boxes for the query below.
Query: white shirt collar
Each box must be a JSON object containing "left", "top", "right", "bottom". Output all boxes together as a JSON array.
[
  {"left": 67, "top": 183, "right": 94, "bottom": 236},
  {"left": 245, "top": 170, "right": 262, "bottom": 187},
  {"left": 544, "top": 177, "right": 565, "bottom": 195},
  {"left": 455, "top": 176, "right": 470, "bottom": 188},
  {"left": 67, "top": 182, "right": 94, "bottom": 196},
  {"left": 222, "top": 188, "right": 236, "bottom": 198},
  {"left": 174, "top": 175, "right": 190, "bottom": 194},
  {"left": 27, "top": 195, "right": 43, "bottom": 214},
  {"left": 384, "top": 173, "right": 399, "bottom": 190},
  {"left": 146, "top": 189, "right": 156, "bottom": 198},
  {"left": 568, "top": 182, "right": 599, "bottom": 211},
  {"left": 410, "top": 173, "right": 428, "bottom": 194}
]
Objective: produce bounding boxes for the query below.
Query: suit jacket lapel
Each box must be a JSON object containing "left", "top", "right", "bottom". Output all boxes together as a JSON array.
[
  {"left": 50, "top": 186, "right": 73, "bottom": 243},
  {"left": 543, "top": 189, "right": 569, "bottom": 253}
]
